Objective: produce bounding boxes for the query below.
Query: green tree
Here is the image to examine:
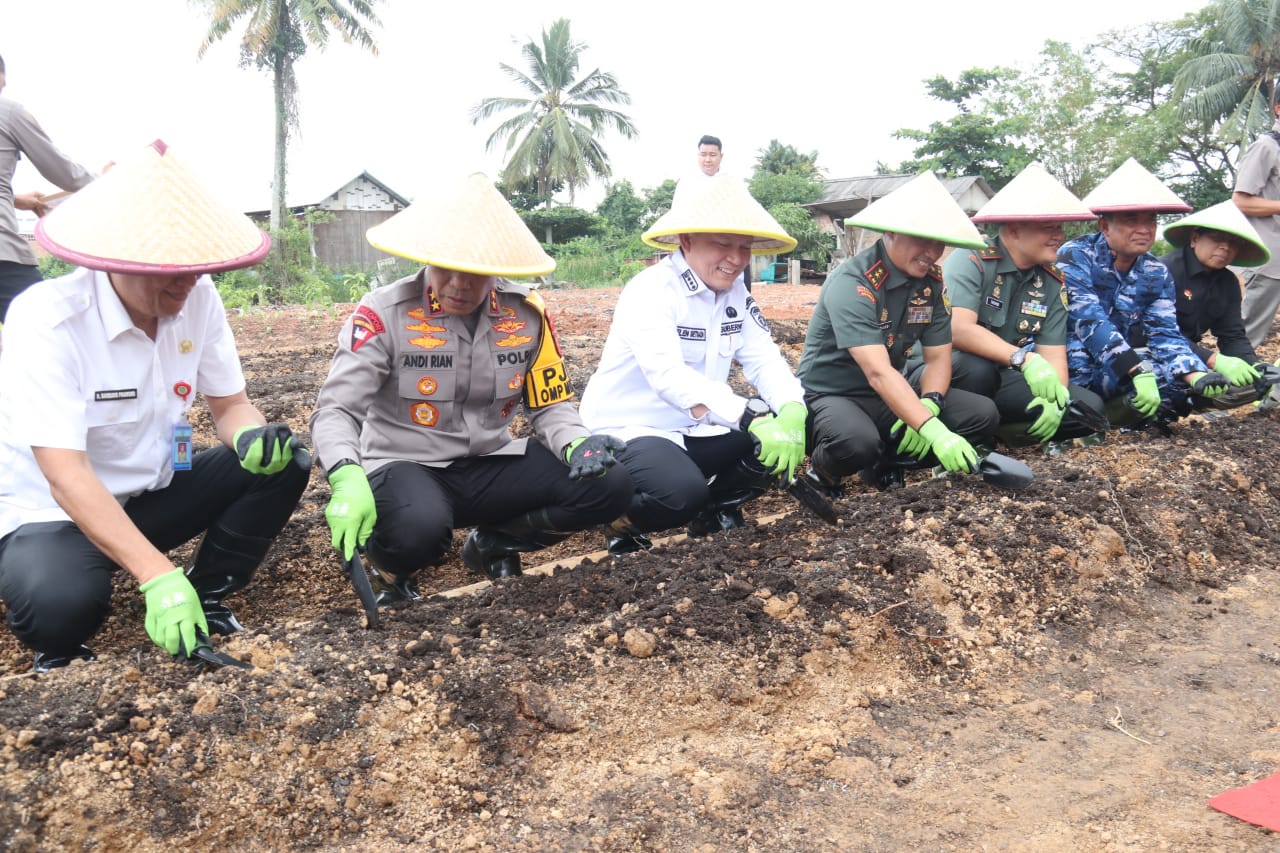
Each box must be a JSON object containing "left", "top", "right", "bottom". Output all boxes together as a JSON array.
[
  {"left": 596, "top": 180, "right": 647, "bottom": 235},
  {"left": 196, "top": 0, "right": 380, "bottom": 233},
  {"left": 769, "top": 203, "right": 834, "bottom": 267},
  {"left": 1173, "top": 0, "right": 1280, "bottom": 153},
  {"left": 748, "top": 172, "right": 824, "bottom": 210},
  {"left": 755, "top": 140, "right": 821, "bottom": 177},
  {"left": 642, "top": 179, "right": 678, "bottom": 228},
  {"left": 498, "top": 176, "right": 565, "bottom": 211},
  {"left": 471, "top": 18, "right": 638, "bottom": 219},
  {"left": 892, "top": 68, "right": 1032, "bottom": 190}
]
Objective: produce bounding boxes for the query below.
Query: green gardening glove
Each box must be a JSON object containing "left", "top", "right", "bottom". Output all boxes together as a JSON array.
[
  {"left": 326, "top": 463, "right": 377, "bottom": 560},
  {"left": 233, "top": 424, "right": 300, "bottom": 475},
  {"left": 747, "top": 401, "right": 807, "bottom": 481},
  {"left": 892, "top": 397, "right": 941, "bottom": 461},
  {"left": 1211, "top": 354, "right": 1260, "bottom": 387},
  {"left": 1024, "top": 397, "right": 1065, "bottom": 442},
  {"left": 917, "top": 417, "right": 979, "bottom": 474},
  {"left": 1130, "top": 372, "right": 1161, "bottom": 418},
  {"left": 1020, "top": 353, "right": 1069, "bottom": 408},
  {"left": 139, "top": 568, "right": 208, "bottom": 657}
]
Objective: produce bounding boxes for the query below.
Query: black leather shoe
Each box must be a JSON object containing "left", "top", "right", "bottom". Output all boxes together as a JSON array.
[
  {"left": 606, "top": 530, "right": 653, "bottom": 557},
  {"left": 858, "top": 461, "right": 905, "bottom": 491},
  {"left": 203, "top": 604, "right": 246, "bottom": 636},
  {"left": 686, "top": 507, "right": 746, "bottom": 538},
  {"left": 368, "top": 570, "right": 422, "bottom": 607},
  {"left": 461, "top": 530, "right": 524, "bottom": 579},
  {"left": 803, "top": 468, "right": 844, "bottom": 500},
  {"left": 33, "top": 645, "right": 96, "bottom": 673}
]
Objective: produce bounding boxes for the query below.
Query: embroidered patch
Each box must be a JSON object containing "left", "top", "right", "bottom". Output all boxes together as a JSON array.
[
  {"left": 495, "top": 333, "right": 533, "bottom": 348},
  {"left": 721, "top": 321, "right": 743, "bottom": 335},
  {"left": 747, "top": 296, "right": 769, "bottom": 331},
  {"left": 493, "top": 318, "right": 527, "bottom": 334},
  {"left": 406, "top": 320, "right": 446, "bottom": 334},
  {"left": 350, "top": 305, "right": 386, "bottom": 353},
  {"left": 942, "top": 284, "right": 951, "bottom": 315},
  {"left": 726, "top": 306, "right": 738, "bottom": 318},
  {"left": 508, "top": 373, "right": 524, "bottom": 391},
  {"left": 417, "top": 376, "right": 438, "bottom": 396},
  {"left": 410, "top": 401, "right": 440, "bottom": 427},
  {"left": 677, "top": 326, "right": 707, "bottom": 341},
  {"left": 681, "top": 268, "right": 700, "bottom": 292},
  {"left": 1021, "top": 301, "right": 1048, "bottom": 318},
  {"left": 94, "top": 388, "right": 137, "bottom": 401},
  {"left": 856, "top": 285, "right": 876, "bottom": 303},
  {"left": 985, "top": 296, "right": 1004, "bottom": 310},
  {"left": 865, "top": 262, "right": 887, "bottom": 289},
  {"left": 408, "top": 335, "right": 447, "bottom": 350}
]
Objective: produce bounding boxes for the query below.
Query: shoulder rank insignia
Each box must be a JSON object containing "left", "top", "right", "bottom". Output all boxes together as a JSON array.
[
  {"left": 980, "top": 246, "right": 1003, "bottom": 260},
  {"left": 927, "top": 264, "right": 943, "bottom": 281},
  {"left": 865, "top": 261, "right": 887, "bottom": 290},
  {"left": 1040, "top": 263, "right": 1064, "bottom": 284}
]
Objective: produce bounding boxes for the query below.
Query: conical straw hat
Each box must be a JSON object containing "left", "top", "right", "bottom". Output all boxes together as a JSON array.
[
  {"left": 35, "top": 140, "right": 269, "bottom": 274},
  {"left": 1162, "top": 200, "right": 1271, "bottom": 266},
  {"left": 643, "top": 174, "right": 797, "bottom": 255},
  {"left": 971, "top": 162, "right": 1096, "bottom": 223},
  {"left": 847, "top": 172, "right": 986, "bottom": 250},
  {"left": 366, "top": 173, "right": 554, "bottom": 277},
  {"left": 1081, "top": 157, "right": 1191, "bottom": 214}
]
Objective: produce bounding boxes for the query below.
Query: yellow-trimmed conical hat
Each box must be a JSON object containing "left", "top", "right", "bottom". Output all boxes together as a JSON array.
[
  {"left": 642, "top": 174, "right": 797, "bottom": 255},
  {"left": 1081, "top": 157, "right": 1191, "bottom": 214},
  {"left": 971, "top": 162, "right": 1096, "bottom": 223},
  {"left": 1162, "top": 200, "right": 1271, "bottom": 267},
  {"left": 847, "top": 172, "right": 986, "bottom": 250},
  {"left": 34, "top": 139, "right": 269, "bottom": 274},
  {"left": 366, "top": 173, "right": 554, "bottom": 277}
]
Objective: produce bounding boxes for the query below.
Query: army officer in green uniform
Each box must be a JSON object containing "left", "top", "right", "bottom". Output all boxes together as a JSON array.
[
  {"left": 799, "top": 172, "right": 1000, "bottom": 492},
  {"left": 942, "top": 163, "right": 1108, "bottom": 445}
]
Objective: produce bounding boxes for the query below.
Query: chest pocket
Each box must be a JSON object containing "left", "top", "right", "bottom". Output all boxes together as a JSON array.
[{"left": 85, "top": 397, "right": 141, "bottom": 459}]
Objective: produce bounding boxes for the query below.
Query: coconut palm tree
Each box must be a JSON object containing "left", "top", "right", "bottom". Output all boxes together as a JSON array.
[
  {"left": 196, "top": 0, "right": 380, "bottom": 232},
  {"left": 471, "top": 18, "right": 637, "bottom": 215},
  {"left": 1172, "top": 0, "right": 1280, "bottom": 151}
]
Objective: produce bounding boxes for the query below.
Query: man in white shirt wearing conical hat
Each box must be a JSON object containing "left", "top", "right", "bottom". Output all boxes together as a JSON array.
[
  {"left": 941, "top": 162, "right": 1109, "bottom": 448},
  {"left": 311, "top": 174, "right": 632, "bottom": 595},
  {"left": 797, "top": 172, "right": 1000, "bottom": 493},
  {"left": 1057, "top": 158, "right": 1231, "bottom": 429},
  {"left": 578, "top": 175, "right": 808, "bottom": 555},
  {"left": 0, "top": 140, "right": 309, "bottom": 672},
  {"left": 1148, "top": 200, "right": 1276, "bottom": 410}
]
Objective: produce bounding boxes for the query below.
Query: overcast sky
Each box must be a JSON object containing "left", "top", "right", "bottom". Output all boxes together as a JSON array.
[{"left": 7, "top": 0, "right": 1210, "bottom": 212}]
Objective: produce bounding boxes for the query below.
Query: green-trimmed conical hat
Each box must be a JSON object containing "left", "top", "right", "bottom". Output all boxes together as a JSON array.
[
  {"left": 1081, "top": 158, "right": 1190, "bottom": 214},
  {"left": 847, "top": 171, "right": 986, "bottom": 250},
  {"left": 971, "top": 162, "right": 1095, "bottom": 223},
  {"left": 643, "top": 174, "right": 797, "bottom": 255},
  {"left": 367, "top": 173, "right": 554, "bottom": 277},
  {"left": 1163, "top": 200, "right": 1270, "bottom": 267}
]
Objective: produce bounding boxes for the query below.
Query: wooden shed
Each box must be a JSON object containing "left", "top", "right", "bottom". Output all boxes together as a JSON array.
[{"left": 804, "top": 174, "right": 994, "bottom": 263}]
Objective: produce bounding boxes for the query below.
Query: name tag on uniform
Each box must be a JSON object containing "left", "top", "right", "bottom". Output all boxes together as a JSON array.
[
  {"left": 985, "top": 296, "right": 1003, "bottom": 309},
  {"left": 94, "top": 388, "right": 138, "bottom": 401},
  {"left": 172, "top": 422, "right": 193, "bottom": 471},
  {"left": 1021, "top": 301, "right": 1048, "bottom": 318},
  {"left": 906, "top": 305, "right": 933, "bottom": 325}
]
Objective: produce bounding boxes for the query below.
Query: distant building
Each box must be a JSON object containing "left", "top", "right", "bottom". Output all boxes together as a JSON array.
[
  {"left": 245, "top": 171, "right": 410, "bottom": 271},
  {"left": 805, "top": 174, "right": 995, "bottom": 264}
]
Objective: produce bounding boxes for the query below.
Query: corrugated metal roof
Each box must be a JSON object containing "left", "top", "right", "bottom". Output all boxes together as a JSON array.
[{"left": 805, "top": 173, "right": 994, "bottom": 219}]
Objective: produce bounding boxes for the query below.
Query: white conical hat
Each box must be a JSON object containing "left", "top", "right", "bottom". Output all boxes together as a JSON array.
[
  {"left": 1081, "top": 157, "right": 1191, "bottom": 214},
  {"left": 366, "top": 173, "right": 555, "bottom": 277},
  {"left": 1162, "top": 200, "right": 1271, "bottom": 266},
  {"left": 971, "top": 162, "right": 1096, "bottom": 223},
  {"left": 847, "top": 172, "right": 986, "bottom": 250},
  {"left": 35, "top": 139, "right": 269, "bottom": 274},
  {"left": 643, "top": 174, "right": 797, "bottom": 255}
]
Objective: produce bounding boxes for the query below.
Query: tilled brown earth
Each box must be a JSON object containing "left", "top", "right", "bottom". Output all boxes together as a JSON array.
[{"left": 2, "top": 287, "right": 1280, "bottom": 851}]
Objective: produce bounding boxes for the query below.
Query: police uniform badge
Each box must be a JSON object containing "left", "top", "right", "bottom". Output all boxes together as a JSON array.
[{"left": 865, "top": 261, "right": 887, "bottom": 290}]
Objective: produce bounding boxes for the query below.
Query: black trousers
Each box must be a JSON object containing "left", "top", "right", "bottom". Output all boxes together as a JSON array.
[
  {"left": 0, "top": 261, "right": 42, "bottom": 322},
  {"left": 0, "top": 446, "right": 308, "bottom": 655},
  {"left": 612, "top": 431, "right": 757, "bottom": 534},
  {"left": 807, "top": 385, "right": 1000, "bottom": 479},
  {"left": 947, "top": 351, "right": 1107, "bottom": 441},
  {"left": 365, "top": 440, "right": 632, "bottom": 576}
]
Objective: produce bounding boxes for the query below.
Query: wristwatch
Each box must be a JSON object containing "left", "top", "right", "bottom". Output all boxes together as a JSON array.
[
  {"left": 1009, "top": 347, "right": 1028, "bottom": 369},
  {"left": 738, "top": 396, "right": 772, "bottom": 431},
  {"left": 920, "top": 391, "right": 946, "bottom": 411},
  {"left": 327, "top": 458, "right": 359, "bottom": 477},
  {"left": 1131, "top": 360, "right": 1155, "bottom": 377}
]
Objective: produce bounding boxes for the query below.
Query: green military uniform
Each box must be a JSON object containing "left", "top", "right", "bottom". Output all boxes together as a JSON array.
[
  {"left": 941, "top": 236, "right": 1105, "bottom": 441},
  {"left": 798, "top": 239, "right": 999, "bottom": 479}
]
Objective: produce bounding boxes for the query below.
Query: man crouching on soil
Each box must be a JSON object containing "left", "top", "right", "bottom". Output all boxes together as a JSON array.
[
  {"left": 0, "top": 140, "right": 309, "bottom": 672},
  {"left": 311, "top": 174, "right": 631, "bottom": 602}
]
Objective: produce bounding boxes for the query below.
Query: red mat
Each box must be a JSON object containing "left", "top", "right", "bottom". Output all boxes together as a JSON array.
[{"left": 1209, "top": 771, "right": 1280, "bottom": 832}]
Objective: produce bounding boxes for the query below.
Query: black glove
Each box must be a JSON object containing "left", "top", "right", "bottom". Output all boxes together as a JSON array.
[
  {"left": 233, "top": 424, "right": 300, "bottom": 475},
  {"left": 565, "top": 435, "right": 626, "bottom": 480},
  {"left": 1189, "top": 371, "right": 1231, "bottom": 399}
]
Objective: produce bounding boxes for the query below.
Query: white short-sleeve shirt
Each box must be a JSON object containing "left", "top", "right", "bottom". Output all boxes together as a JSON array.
[{"left": 0, "top": 268, "right": 245, "bottom": 538}]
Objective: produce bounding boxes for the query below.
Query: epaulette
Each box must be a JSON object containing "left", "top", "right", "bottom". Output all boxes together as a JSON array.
[
  {"left": 865, "top": 261, "right": 888, "bottom": 290},
  {"left": 979, "top": 245, "right": 1003, "bottom": 260},
  {"left": 1039, "top": 263, "right": 1064, "bottom": 284},
  {"left": 926, "top": 264, "right": 943, "bottom": 281}
]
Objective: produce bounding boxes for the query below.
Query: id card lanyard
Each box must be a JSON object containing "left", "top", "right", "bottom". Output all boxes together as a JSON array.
[{"left": 172, "top": 381, "right": 193, "bottom": 471}]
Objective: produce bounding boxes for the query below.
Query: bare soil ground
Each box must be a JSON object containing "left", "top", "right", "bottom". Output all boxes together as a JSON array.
[{"left": 3, "top": 284, "right": 1280, "bottom": 851}]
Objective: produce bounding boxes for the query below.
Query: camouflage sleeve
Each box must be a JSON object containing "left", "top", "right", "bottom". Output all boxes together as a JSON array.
[
  {"left": 1139, "top": 265, "right": 1206, "bottom": 377},
  {"left": 1058, "top": 243, "right": 1141, "bottom": 377}
]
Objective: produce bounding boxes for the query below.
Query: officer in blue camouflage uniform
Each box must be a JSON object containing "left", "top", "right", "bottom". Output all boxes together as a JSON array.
[
  {"left": 799, "top": 172, "right": 1000, "bottom": 492},
  {"left": 942, "top": 163, "right": 1108, "bottom": 446},
  {"left": 1057, "top": 159, "right": 1231, "bottom": 427}
]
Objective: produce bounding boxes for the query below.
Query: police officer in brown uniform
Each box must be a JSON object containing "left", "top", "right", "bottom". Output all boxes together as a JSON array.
[{"left": 310, "top": 174, "right": 631, "bottom": 600}]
